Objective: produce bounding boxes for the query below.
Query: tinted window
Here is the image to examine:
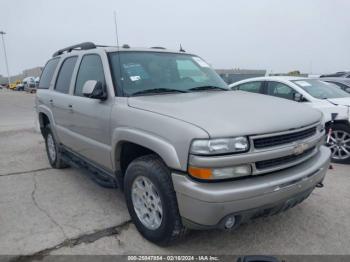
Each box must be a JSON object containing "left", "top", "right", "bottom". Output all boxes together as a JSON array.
[
  {"left": 237, "top": 81, "right": 262, "bottom": 93},
  {"left": 55, "top": 56, "right": 78, "bottom": 94},
  {"left": 267, "top": 81, "right": 297, "bottom": 100},
  {"left": 38, "top": 58, "right": 59, "bottom": 89},
  {"left": 74, "top": 55, "right": 105, "bottom": 96}
]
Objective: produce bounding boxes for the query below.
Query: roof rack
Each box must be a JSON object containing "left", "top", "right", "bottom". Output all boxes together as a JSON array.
[
  {"left": 52, "top": 42, "right": 97, "bottom": 57},
  {"left": 151, "top": 46, "right": 166, "bottom": 50}
]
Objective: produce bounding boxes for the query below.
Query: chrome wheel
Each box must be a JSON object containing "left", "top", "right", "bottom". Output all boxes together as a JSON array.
[
  {"left": 47, "top": 133, "right": 56, "bottom": 162},
  {"left": 131, "top": 176, "right": 163, "bottom": 230},
  {"left": 328, "top": 130, "right": 350, "bottom": 160}
]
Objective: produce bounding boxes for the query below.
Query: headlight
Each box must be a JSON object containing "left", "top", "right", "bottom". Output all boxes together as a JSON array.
[
  {"left": 317, "top": 115, "right": 325, "bottom": 133},
  {"left": 188, "top": 165, "right": 252, "bottom": 180},
  {"left": 190, "top": 137, "right": 249, "bottom": 155}
]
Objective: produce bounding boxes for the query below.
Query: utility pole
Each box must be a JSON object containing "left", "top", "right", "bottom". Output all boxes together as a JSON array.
[{"left": 0, "top": 31, "right": 11, "bottom": 87}]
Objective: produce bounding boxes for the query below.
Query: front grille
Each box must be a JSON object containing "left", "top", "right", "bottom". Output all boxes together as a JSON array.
[
  {"left": 253, "top": 126, "right": 316, "bottom": 149},
  {"left": 255, "top": 146, "right": 315, "bottom": 170}
]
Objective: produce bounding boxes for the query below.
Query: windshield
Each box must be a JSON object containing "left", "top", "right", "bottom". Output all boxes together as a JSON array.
[
  {"left": 108, "top": 51, "right": 228, "bottom": 96},
  {"left": 292, "top": 79, "right": 350, "bottom": 99}
]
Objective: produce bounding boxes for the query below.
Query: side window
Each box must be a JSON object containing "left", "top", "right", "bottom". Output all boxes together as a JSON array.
[
  {"left": 55, "top": 56, "right": 78, "bottom": 94},
  {"left": 74, "top": 54, "right": 105, "bottom": 96},
  {"left": 267, "top": 81, "right": 296, "bottom": 100},
  {"left": 237, "top": 81, "right": 262, "bottom": 93},
  {"left": 38, "top": 58, "right": 59, "bottom": 89}
]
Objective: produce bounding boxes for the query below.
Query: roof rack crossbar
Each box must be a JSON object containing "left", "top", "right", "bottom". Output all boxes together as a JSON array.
[{"left": 52, "top": 42, "right": 96, "bottom": 57}]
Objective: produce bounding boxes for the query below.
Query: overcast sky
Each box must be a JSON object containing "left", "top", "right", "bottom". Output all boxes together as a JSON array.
[{"left": 0, "top": 0, "right": 349, "bottom": 76}]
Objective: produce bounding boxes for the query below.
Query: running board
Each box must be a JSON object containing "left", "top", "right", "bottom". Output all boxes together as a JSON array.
[{"left": 60, "top": 148, "right": 118, "bottom": 189}]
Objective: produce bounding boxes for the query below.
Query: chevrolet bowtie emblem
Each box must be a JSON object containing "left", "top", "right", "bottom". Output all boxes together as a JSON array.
[{"left": 293, "top": 142, "right": 309, "bottom": 155}]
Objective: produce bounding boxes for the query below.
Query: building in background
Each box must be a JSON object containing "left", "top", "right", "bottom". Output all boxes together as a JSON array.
[
  {"left": 269, "top": 70, "right": 308, "bottom": 77},
  {"left": 216, "top": 69, "right": 267, "bottom": 84},
  {"left": 0, "top": 66, "right": 42, "bottom": 85}
]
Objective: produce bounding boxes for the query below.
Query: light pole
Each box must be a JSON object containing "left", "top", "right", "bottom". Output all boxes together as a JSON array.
[{"left": 0, "top": 31, "right": 11, "bottom": 87}]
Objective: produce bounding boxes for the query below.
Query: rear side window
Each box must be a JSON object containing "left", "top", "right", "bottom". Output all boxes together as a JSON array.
[
  {"left": 237, "top": 81, "right": 263, "bottom": 93},
  {"left": 55, "top": 56, "right": 78, "bottom": 94},
  {"left": 38, "top": 58, "right": 59, "bottom": 89},
  {"left": 74, "top": 54, "right": 105, "bottom": 96},
  {"left": 267, "top": 81, "right": 297, "bottom": 100}
]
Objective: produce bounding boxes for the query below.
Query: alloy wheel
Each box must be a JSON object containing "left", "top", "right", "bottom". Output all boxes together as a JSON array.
[{"left": 131, "top": 176, "right": 163, "bottom": 230}]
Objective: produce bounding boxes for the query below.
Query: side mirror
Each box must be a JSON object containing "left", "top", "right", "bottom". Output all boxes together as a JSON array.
[
  {"left": 82, "top": 80, "right": 107, "bottom": 100},
  {"left": 345, "top": 88, "right": 350, "bottom": 93},
  {"left": 293, "top": 93, "right": 304, "bottom": 102}
]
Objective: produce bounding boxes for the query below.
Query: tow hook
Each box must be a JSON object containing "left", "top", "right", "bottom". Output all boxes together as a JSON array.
[{"left": 316, "top": 182, "right": 324, "bottom": 188}]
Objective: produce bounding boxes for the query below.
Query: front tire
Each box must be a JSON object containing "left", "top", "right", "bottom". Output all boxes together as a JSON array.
[
  {"left": 327, "top": 123, "right": 350, "bottom": 163},
  {"left": 124, "top": 154, "right": 186, "bottom": 245},
  {"left": 44, "top": 124, "right": 69, "bottom": 169}
]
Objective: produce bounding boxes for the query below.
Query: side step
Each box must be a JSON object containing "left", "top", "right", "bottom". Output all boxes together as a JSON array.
[{"left": 61, "top": 148, "right": 118, "bottom": 189}]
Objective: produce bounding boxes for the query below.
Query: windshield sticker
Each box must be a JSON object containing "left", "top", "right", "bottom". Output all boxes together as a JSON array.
[
  {"left": 130, "top": 76, "right": 141, "bottom": 81},
  {"left": 192, "top": 57, "right": 210, "bottom": 67},
  {"left": 295, "top": 81, "right": 312, "bottom": 87},
  {"left": 123, "top": 63, "right": 149, "bottom": 80}
]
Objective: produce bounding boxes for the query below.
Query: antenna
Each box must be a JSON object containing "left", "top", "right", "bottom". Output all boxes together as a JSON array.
[
  {"left": 113, "top": 11, "right": 125, "bottom": 96},
  {"left": 179, "top": 44, "right": 186, "bottom": 52},
  {"left": 114, "top": 11, "right": 120, "bottom": 47}
]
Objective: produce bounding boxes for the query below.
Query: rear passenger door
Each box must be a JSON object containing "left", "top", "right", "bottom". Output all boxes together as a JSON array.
[
  {"left": 235, "top": 81, "right": 264, "bottom": 94},
  {"left": 51, "top": 56, "right": 78, "bottom": 145},
  {"left": 66, "top": 54, "right": 113, "bottom": 170}
]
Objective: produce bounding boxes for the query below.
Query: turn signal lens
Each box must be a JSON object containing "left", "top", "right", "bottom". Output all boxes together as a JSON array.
[
  {"left": 188, "top": 166, "right": 212, "bottom": 179},
  {"left": 188, "top": 165, "right": 252, "bottom": 180}
]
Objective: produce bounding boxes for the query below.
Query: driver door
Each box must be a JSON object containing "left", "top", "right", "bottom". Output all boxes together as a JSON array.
[{"left": 65, "top": 54, "right": 113, "bottom": 170}]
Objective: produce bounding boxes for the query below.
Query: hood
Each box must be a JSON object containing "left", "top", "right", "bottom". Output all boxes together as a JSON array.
[
  {"left": 128, "top": 91, "right": 322, "bottom": 137},
  {"left": 327, "top": 97, "right": 350, "bottom": 107}
]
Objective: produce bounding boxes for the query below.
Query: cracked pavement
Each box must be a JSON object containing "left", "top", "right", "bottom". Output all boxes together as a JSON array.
[{"left": 0, "top": 90, "right": 350, "bottom": 257}]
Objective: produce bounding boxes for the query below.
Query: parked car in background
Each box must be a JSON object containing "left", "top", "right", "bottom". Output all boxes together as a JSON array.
[
  {"left": 15, "top": 82, "right": 24, "bottom": 91},
  {"left": 230, "top": 77, "right": 350, "bottom": 163},
  {"left": 36, "top": 42, "right": 329, "bottom": 245},
  {"left": 23, "top": 76, "right": 37, "bottom": 93},
  {"left": 35, "top": 77, "right": 40, "bottom": 87},
  {"left": 9, "top": 80, "right": 21, "bottom": 90},
  {"left": 320, "top": 78, "right": 350, "bottom": 93},
  {"left": 320, "top": 71, "right": 350, "bottom": 78}
]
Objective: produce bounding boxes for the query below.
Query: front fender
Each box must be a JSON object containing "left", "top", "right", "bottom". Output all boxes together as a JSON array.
[{"left": 111, "top": 127, "right": 182, "bottom": 171}]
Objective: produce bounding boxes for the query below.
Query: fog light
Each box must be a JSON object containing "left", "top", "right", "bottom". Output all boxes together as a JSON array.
[{"left": 224, "top": 216, "right": 236, "bottom": 229}]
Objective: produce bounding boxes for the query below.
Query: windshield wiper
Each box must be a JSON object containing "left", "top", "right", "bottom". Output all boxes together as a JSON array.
[
  {"left": 188, "top": 86, "right": 228, "bottom": 92},
  {"left": 132, "top": 88, "right": 188, "bottom": 96}
]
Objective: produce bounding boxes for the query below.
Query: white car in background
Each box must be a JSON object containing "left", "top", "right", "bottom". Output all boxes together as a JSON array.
[
  {"left": 23, "top": 76, "right": 37, "bottom": 93},
  {"left": 230, "top": 76, "right": 350, "bottom": 163}
]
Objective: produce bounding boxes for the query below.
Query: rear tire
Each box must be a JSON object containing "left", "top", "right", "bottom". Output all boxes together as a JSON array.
[
  {"left": 327, "top": 123, "right": 350, "bottom": 163},
  {"left": 44, "top": 124, "right": 69, "bottom": 169},
  {"left": 124, "top": 154, "right": 186, "bottom": 245}
]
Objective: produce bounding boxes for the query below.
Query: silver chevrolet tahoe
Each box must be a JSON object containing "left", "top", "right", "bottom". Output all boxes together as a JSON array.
[{"left": 36, "top": 42, "right": 331, "bottom": 245}]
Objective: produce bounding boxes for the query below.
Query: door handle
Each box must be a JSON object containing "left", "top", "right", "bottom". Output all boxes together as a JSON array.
[
  {"left": 68, "top": 104, "right": 73, "bottom": 108},
  {"left": 49, "top": 99, "right": 53, "bottom": 103}
]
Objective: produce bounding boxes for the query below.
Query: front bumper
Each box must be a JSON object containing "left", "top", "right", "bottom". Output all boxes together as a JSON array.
[{"left": 172, "top": 146, "right": 331, "bottom": 229}]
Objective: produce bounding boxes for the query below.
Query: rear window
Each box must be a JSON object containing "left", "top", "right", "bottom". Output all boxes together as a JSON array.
[
  {"left": 54, "top": 56, "right": 78, "bottom": 94},
  {"left": 38, "top": 58, "right": 60, "bottom": 89}
]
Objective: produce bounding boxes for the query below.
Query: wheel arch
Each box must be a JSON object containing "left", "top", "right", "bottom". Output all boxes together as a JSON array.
[
  {"left": 112, "top": 128, "right": 182, "bottom": 175},
  {"left": 325, "top": 119, "right": 350, "bottom": 130}
]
